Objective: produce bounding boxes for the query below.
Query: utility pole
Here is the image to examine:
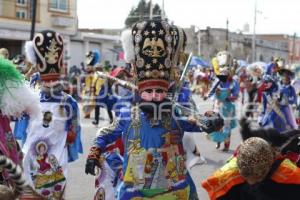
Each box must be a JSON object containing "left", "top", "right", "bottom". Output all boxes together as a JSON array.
[
  {"left": 149, "top": 0, "right": 153, "bottom": 19},
  {"left": 252, "top": 0, "right": 257, "bottom": 62},
  {"left": 225, "top": 18, "right": 229, "bottom": 50},
  {"left": 30, "top": 0, "right": 37, "bottom": 40},
  {"left": 162, "top": 0, "right": 165, "bottom": 20},
  {"left": 291, "top": 33, "right": 296, "bottom": 64}
]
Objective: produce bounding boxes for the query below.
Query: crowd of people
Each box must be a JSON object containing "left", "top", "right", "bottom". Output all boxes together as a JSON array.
[{"left": 0, "top": 19, "right": 299, "bottom": 200}]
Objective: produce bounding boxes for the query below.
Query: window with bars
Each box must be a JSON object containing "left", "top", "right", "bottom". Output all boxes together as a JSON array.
[{"left": 49, "top": 0, "right": 68, "bottom": 12}]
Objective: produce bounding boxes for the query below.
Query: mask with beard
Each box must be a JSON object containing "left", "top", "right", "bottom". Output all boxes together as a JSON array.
[{"left": 139, "top": 98, "right": 172, "bottom": 119}]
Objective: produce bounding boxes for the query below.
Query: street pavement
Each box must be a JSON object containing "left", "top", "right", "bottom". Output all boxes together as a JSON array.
[{"left": 66, "top": 96, "right": 243, "bottom": 200}]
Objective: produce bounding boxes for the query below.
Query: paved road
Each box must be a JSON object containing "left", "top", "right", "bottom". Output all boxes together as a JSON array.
[{"left": 66, "top": 96, "right": 243, "bottom": 200}]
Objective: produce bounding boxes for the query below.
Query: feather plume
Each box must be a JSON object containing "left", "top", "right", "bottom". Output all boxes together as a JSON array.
[
  {"left": 121, "top": 29, "right": 135, "bottom": 63},
  {"left": 25, "top": 41, "right": 36, "bottom": 65}
]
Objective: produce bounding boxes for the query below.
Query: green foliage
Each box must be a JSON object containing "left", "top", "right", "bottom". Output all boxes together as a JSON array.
[{"left": 124, "top": 0, "right": 166, "bottom": 28}]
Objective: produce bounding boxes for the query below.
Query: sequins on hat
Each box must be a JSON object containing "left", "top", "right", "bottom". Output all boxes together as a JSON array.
[
  {"left": 131, "top": 20, "right": 186, "bottom": 92},
  {"left": 32, "top": 30, "right": 64, "bottom": 82}
]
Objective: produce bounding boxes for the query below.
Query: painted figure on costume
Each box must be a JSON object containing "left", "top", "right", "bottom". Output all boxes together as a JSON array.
[
  {"left": 85, "top": 20, "right": 223, "bottom": 200},
  {"left": 205, "top": 51, "right": 239, "bottom": 151},
  {"left": 21, "top": 30, "right": 83, "bottom": 200}
]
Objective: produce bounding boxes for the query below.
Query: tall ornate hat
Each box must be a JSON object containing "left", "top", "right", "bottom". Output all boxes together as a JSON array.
[
  {"left": 25, "top": 30, "right": 64, "bottom": 82},
  {"left": 121, "top": 20, "right": 186, "bottom": 92}
]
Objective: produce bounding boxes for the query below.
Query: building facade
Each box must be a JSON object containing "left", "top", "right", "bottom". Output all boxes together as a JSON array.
[
  {"left": 188, "top": 26, "right": 290, "bottom": 64},
  {"left": 70, "top": 29, "right": 124, "bottom": 69},
  {"left": 0, "top": 0, "right": 77, "bottom": 65}
]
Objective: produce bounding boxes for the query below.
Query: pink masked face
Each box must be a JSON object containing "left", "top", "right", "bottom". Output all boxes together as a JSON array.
[{"left": 140, "top": 88, "right": 167, "bottom": 102}]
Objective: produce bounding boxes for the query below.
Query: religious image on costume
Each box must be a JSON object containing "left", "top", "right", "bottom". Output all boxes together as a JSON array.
[{"left": 28, "top": 140, "right": 66, "bottom": 199}]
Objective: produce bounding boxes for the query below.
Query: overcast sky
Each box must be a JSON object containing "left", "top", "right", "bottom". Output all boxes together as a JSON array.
[{"left": 77, "top": 0, "right": 300, "bottom": 35}]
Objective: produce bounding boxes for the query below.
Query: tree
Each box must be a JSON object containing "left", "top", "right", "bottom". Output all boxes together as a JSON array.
[{"left": 124, "top": 0, "right": 166, "bottom": 28}]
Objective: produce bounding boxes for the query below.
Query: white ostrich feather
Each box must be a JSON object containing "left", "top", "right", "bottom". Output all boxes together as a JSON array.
[
  {"left": 1, "top": 81, "right": 41, "bottom": 118},
  {"left": 121, "top": 29, "right": 135, "bottom": 63},
  {"left": 25, "top": 41, "right": 37, "bottom": 65}
]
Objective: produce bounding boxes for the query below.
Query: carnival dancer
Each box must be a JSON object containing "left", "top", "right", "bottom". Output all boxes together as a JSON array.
[
  {"left": 22, "top": 30, "right": 83, "bottom": 200},
  {"left": 277, "top": 65, "right": 297, "bottom": 130},
  {"left": 202, "top": 136, "right": 300, "bottom": 200},
  {"left": 237, "top": 67, "right": 248, "bottom": 105},
  {"left": 205, "top": 51, "right": 239, "bottom": 151},
  {"left": 94, "top": 67, "right": 132, "bottom": 125},
  {"left": 0, "top": 57, "right": 40, "bottom": 187},
  {"left": 244, "top": 62, "right": 264, "bottom": 118},
  {"left": 85, "top": 20, "right": 223, "bottom": 200},
  {"left": 258, "top": 73, "right": 295, "bottom": 132},
  {"left": 92, "top": 65, "right": 106, "bottom": 125},
  {"left": 82, "top": 49, "right": 101, "bottom": 118}
]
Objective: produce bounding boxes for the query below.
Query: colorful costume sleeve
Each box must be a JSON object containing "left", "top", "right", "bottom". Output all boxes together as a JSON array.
[
  {"left": 202, "top": 157, "right": 245, "bottom": 200},
  {"left": 271, "top": 159, "right": 300, "bottom": 184},
  {"left": 203, "top": 158, "right": 300, "bottom": 200},
  {"left": 64, "top": 94, "right": 83, "bottom": 162},
  {"left": 94, "top": 109, "right": 130, "bottom": 152},
  {"left": 178, "top": 119, "right": 202, "bottom": 132}
]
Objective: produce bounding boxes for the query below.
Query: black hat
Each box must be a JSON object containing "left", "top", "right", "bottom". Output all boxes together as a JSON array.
[
  {"left": 131, "top": 20, "right": 186, "bottom": 92},
  {"left": 32, "top": 30, "right": 64, "bottom": 82}
]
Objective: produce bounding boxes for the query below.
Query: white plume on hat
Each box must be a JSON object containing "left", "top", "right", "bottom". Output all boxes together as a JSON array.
[
  {"left": 1, "top": 81, "right": 41, "bottom": 118},
  {"left": 25, "top": 41, "right": 37, "bottom": 65},
  {"left": 121, "top": 29, "right": 135, "bottom": 63}
]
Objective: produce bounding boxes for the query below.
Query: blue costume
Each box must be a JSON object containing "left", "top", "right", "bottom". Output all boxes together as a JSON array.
[
  {"left": 95, "top": 105, "right": 201, "bottom": 199},
  {"left": 207, "top": 51, "right": 240, "bottom": 150},
  {"left": 86, "top": 19, "right": 223, "bottom": 200},
  {"left": 278, "top": 84, "right": 297, "bottom": 129},
  {"left": 207, "top": 78, "right": 239, "bottom": 148},
  {"left": 260, "top": 68, "right": 298, "bottom": 132}
]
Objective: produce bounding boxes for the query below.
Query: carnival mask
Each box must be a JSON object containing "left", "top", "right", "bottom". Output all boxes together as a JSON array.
[{"left": 216, "top": 51, "right": 230, "bottom": 66}]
